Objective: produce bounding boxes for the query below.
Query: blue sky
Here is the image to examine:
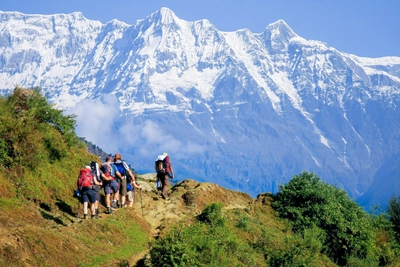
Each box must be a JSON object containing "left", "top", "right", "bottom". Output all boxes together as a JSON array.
[{"left": 1, "top": 0, "right": 399, "bottom": 58}]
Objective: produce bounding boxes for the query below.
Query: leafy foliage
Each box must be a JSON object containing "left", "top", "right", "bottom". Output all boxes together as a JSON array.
[
  {"left": 388, "top": 195, "right": 400, "bottom": 243},
  {"left": 273, "top": 171, "right": 376, "bottom": 265},
  {"left": 0, "top": 86, "right": 91, "bottom": 202},
  {"left": 196, "top": 202, "right": 225, "bottom": 226},
  {"left": 149, "top": 203, "right": 263, "bottom": 267},
  {"left": 0, "top": 87, "right": 80, "bottom": 170}
]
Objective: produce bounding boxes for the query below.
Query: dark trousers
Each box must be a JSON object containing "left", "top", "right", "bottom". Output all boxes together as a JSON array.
[{"left": 157, "top": 172, "right": 169, "bottom": 198}]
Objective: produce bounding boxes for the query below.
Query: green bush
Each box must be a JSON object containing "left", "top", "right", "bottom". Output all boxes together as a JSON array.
[
  {"left": 273, "top": 171, "right": 376, "bottom": 266},
  {"left": 196, "top": 202, "right": 225, "bottom": 227},
  {"left": 0, "top": 87, "right": 80, "bottom": 170},
  {"left": 149, "top": 203, "right": 262, "bottom": 267},
  {"left": 388, "top": 195, "right": 400, "bottom": 243}
]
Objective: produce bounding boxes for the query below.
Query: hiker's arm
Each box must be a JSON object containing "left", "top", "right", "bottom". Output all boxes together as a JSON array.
[
  {"left": 133, "top": 180, "right": 141, "bottom": 188},
  {"left": 128, "top": 169, "right": 135, "bottom": 181},
  {"left": 170, "top": 165, "right": 174, "bottom": 179},
  {"left": 101, "top": 172, "right": 111, "bottom": 181},
  {"left": 93, "top": 177, "right": 102, "bottom": 186}
]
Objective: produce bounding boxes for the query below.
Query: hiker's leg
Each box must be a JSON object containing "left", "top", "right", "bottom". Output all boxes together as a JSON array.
[
  {"left": 90, "top": 202, "right": 96, "bottom": 217},
  {"left": 162, "top": 175, "right": 169, "bottom": 198},
  {"left": 83, "top": 201, "right": 88, "bottom": 215},
  {"left": 110, "top": 180, "right": 119, "bottom": 208},
  {"left": 105, "top": 193, "right": 110, "bottom": 207},
  {"left": 127, "top": 191, "right": 134, "bottom": 207},
  {"left": 104, "top": 184, "right": 111, "bottom": 207},
  {"left": 88, "top": 189, "right": 97, "bottom": 218},
  {"left": 120, "top": 178, "right": 127, "bottom": 207},
  {"left": 94, "top": 185, "right": 100, "bottom": 210}
]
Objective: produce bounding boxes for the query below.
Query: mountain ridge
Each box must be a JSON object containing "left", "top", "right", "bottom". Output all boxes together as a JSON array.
[{"left": 1, "top": 8, "right": 400, "bottom": 207}]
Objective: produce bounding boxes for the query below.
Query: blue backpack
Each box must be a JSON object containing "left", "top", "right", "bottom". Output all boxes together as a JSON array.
[{"left": 115, "top": 161, "right": 127, "bottom": 175}]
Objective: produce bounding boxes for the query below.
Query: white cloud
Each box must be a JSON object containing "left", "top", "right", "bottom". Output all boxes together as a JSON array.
[
  {"left": 66, "top": 97, "right": 204, "bottom": 168},
  {"left": 66, "top": 94, "right": 120, "bottom": 153}
]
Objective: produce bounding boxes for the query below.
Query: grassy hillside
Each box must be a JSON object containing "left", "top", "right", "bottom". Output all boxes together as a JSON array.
[{"left": 1, "top": 87, "right": 400, "bottom": 267}]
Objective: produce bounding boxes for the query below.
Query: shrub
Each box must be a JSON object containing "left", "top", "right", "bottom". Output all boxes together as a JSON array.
[
  {"left": 149, "top": 203, "right": 262, "bottom": 266},
  {"left": 388, "top": 195, "right": 400, "bottom": 243},
  {"left": 196, "top": 202, "right": 225, "bottom": 227},
  {"left": 273, "top": 171, "right": 376, "bottom": 265}
]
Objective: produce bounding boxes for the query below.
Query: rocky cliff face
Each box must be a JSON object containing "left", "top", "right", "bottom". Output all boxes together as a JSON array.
[{"left": 1, "top": 8, "right": 400, "bottom": 207}]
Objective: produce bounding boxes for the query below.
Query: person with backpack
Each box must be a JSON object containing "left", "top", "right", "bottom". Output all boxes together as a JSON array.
[
  {"left": 100, "top": 156, "right": 120, "bottom": 214},
  {"left": 114, "top": 153, "right": 138, "bottom": 208},
  {"left": 77, "top": 166, "right": 97, "bottom": 219},
  {"left": 155, "top": 152, "right": 175, "bottom": 199},
  {"left": 90, "top": 161, "right": 102, "bottom": 218}
]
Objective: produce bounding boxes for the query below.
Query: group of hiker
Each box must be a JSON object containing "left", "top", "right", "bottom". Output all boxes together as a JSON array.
[{"left": 76, "top": 152, "right": 174, "bottom": 219}]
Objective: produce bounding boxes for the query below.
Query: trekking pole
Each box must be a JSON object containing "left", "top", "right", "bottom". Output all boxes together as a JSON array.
[{"left": 139, "top": 188, "right": 144, "bottom": 216}]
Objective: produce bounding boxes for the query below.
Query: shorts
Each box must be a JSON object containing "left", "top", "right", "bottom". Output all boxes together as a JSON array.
[
  {"left": 119, "top": 176, "right": 127, "bottom": 196},
  {"left": 81, "top": 187, "right": 96, "bottom": 203},
  {"left": 104, "top": 180, "right": 118, "bottom": 195},
  {"left": 94, "top": 184, "right": 101, "bottom": 202},
  {"left": 127, "top": 190, "right": 134, "bottom": 202}
]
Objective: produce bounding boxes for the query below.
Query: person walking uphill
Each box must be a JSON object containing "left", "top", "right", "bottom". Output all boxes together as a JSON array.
[
  {"left": 155, "top": 152, "right": 174, "bottom": 199},
  {"left": 100, "top": 156, "right": 120, "bottom": 214},
  {"left": 77, "top": 166, "right": 97, "bottom": 219},
  {"left": 114, "top": 153, "right": 137, "bottom": 208}
]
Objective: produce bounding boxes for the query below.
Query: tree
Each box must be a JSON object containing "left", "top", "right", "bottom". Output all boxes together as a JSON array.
[
  {"left": 388, "top": 195, "right": 400, "bottom": 242},
  {"left": 273, "top": 171, "right": 375, "bottom": 265}
]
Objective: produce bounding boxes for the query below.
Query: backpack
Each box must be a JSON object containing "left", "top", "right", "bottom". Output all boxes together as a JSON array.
[
  {"left": 90, "top": 161, "right": 101, "bottom": 182},
  {"left": 155, "top": 159, "right": 165, "bottom": 173},
  {"left": 115, "top": 161, "right": 126, "bottom": 176},
  {"left": 115, "top": 160, "right": 133, "bottom": 183},
  {"left": 77, "top": 168, "right": 93, "bottom": 188},
  {"left": 101, "top": 162, "right": 114, "bottom": 180}
]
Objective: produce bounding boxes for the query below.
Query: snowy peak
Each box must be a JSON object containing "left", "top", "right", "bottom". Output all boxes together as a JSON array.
[
  {"left": 144, "top": 7, "right": 184, "bottom": 29},
  {"left": 262, "top": 19, "right": 298, "bottom": 52}
]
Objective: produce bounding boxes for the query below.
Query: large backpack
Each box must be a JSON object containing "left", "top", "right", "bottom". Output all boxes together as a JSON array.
[
  {"left": 114, "top": 161, "right": 127, "bottom": 176},
  {"left": 101, "top": 162, "right": 114, "bottom": 180},
  {"left": 77, "top": 168, "right": 93, "bottom": 188},
  {"left": 90, "top": 161, "right": 101, "bottom": 182},
  {"left": 115, "top": 160, "right": 133, "bottom": 183},
  {"left": 155, "top": 159, "right": 165, "bottom": 173}
]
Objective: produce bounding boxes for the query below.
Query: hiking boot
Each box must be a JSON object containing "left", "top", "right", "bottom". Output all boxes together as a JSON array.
[
  {"left": 107, "top": 207, "right": 113, "bottom": 214},
  {"left": 83, "top": 214, "right": 88, "bottom": 220},
  {"left": 91, "top": 215, "right": 96, "bottom": 219},
  {"left": 111, "top": 201, "right": 117, "bottom": 209}
]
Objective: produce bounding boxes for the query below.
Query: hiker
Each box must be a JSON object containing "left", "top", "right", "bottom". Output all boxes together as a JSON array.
[
  {"left": 100, "top": 156, "right": 120, "bottom": 214},
  {"left": 77, "top": 166, "right": 97, "bottom": 219},
  {"left": 114, "top": 153, "right": 138, "bottom": 208},
  {"left": 91, "top": 161, "right": 102, "bottom": 218},
  {"left": 126, "top": 177, "right": 141, "bottom": 207},
  {"left": 155, "top": 152, "right": 174, "bottom": 199}
]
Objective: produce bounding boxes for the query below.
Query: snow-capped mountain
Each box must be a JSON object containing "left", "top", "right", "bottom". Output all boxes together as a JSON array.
[{"left": 1, "top": 8, "right": 400, "bottom": 207}]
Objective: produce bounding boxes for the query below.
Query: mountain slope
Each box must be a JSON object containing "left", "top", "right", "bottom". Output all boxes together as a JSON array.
[{"left": 1, "top": 8, "right": 400, "bottom": 207}]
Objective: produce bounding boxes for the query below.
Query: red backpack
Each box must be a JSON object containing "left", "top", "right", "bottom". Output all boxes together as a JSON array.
[
  {"left": 101, "top": 162, "right": 114, "bottom": 180},
  {"left": 77, "top": 168, "right": 93, "bottom": 188}
]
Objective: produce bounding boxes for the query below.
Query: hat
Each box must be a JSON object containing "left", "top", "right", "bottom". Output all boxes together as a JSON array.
[
  {"left": 114, "top": 153, "right": 122, "bottom": 160},
  {"left": 162, "top": 152, "right": 168, "bottom": 156},
  {"left": 106, "top": 156, "right": 113, "bottom": 161}
]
